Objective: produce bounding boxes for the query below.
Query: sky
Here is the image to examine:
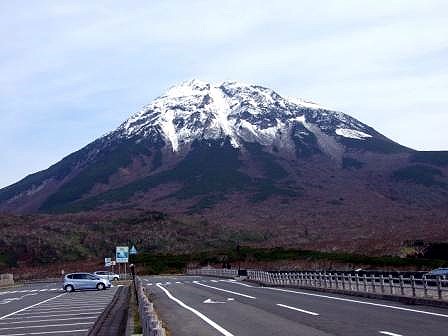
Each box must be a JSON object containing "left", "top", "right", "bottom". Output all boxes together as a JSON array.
[{"left": 1, "top": 0, "right": 447, "bottom": 188}]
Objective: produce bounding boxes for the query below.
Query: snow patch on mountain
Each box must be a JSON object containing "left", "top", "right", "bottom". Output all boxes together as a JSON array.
[
  {"left": 336, "top": 128, "right": 372, "bottom": 140},
  {"left": 112, "top": 79, "right": 375, "bottom": 153}
]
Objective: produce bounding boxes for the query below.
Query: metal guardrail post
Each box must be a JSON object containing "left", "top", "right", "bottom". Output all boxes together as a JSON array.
[
  {"left": 363, "top": 274, "right": 367, "bottom": 292},
  {"left": 389, "top": 275, "right": 394, "bottom": 294},
  {"left": 423, "top": 275, "right": 428, "bottom": 297},
  {"left": 437, "top": 277, "right": 443, "bottom": 300},
  {"left": 355, "top": 274, "right": 360, "bottom": 291},
  {"left": 380, "top": 275, "right": 385, "bottom": 294},
  {"left": 399, "top": 275, "right": 405, "bottom": 296},
  {"left": 371, "top": 275, "right": 376, "bottom": 293},
  {"left": 411, "top": 275, "right": 416, "bottom": 297}
]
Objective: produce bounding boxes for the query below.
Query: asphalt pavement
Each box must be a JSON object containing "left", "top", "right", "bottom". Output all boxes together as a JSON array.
[
  {"left": 0, "top": 282, "right": 118, "bottom": 336},
  {"left": 142, "top": 275, "right": 448, "bottom": 336}
]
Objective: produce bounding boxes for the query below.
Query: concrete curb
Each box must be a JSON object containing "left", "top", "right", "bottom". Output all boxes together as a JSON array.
[
  {"left": 87, "top": 286, "right": 130, "bottom": 336},
  {"left": 247, "top": 280, "right": 448, "bottom": 309}
]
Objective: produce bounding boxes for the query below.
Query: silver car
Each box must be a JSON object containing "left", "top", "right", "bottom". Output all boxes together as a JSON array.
[
  {"left": 94, "top": 271, "right": 120, "bottom": 281},
  {"left": 63, "top": 272, "right": 111, "bottom": 292}
]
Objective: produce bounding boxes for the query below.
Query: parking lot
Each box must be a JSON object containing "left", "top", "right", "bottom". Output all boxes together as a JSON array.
[{"left": 0, "top": 282, "right": 118, "bottom": 335}]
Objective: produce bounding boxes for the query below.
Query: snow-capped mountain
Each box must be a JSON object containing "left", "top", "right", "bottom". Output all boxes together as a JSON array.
[
  {"left": 0, "top": 80, "right": 446, "bottom": 217},
  {"left": 111, "top": 79, "right": 377, "bottom": 154}
]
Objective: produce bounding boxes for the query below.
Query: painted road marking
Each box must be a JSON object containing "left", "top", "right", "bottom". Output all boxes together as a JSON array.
[
  {"left": 157, "top": 284, "right": 234, "bottom": 336},
  {"left": 223, "top": 280, "right": 254, "bottom": 288},
  {"left": 3, "top": 329, "right": 88, "bottom": 335},
  {"left": 0, "top": 321, "right": 92, "bottom": 331},
  {"left": 16, "top": 308, "right": 102, "bottom": 315},
  {"left": 3, "top": 312, "right": 103, "bottom": 320},
  {"left": 379, "top": 332, "right": 403, "bottom": 336},
  {"left": 193, "top": 282, "right": 256, "bottom": 299},
  {"left": 0, "top": 294, "right": 66, "bottom": 320},
  {"left": 266, "top": 287, "right": 448, "bottom": 318},
  {"left": 276, "top": 304, "right": 320, "bottom": 316},
  {"left": 0, "top": 316, "right": 97, "bottom": 325}
]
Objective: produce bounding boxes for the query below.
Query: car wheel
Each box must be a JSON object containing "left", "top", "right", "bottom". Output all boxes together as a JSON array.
[
  {"left": 113, "top": 277, "right": 119, "bottom": 281},
  {"left": 97, "top": 282, "right": 106, "bottom": 290},
  {"left": 65, "top": 285, "right": 74, "bottom": 292}
]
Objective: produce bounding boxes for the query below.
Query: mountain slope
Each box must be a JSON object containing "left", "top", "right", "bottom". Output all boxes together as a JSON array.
[{"left": 0, "top": 80, "right": 447, "bottom": 223}]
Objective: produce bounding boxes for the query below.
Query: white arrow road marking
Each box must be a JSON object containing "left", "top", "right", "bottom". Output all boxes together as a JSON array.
[
  {"left": 157, "top": 284, "right": 234, "bottom": 336},
  {"left": 379, "top": 332, "right": 404, "bottom": 336},
  {"left": 0, "top": 293, "right": 39, "bottom": 305},
  {"left": 193, "top": 282, "right": 256, "bottom": 299},
  {"left": 277, "top": 304, "right": 319, "bottom": 316},
  {"left": 203, "top": 298, "right": 227, "bottom": 304},
  {"left": 227, "top": 298, "right": 234, "bottom": 301}
]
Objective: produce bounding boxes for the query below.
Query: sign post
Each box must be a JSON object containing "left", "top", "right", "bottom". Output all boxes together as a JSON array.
[{"left": 116, "top": 246, "right": 129, "bottom": 280}]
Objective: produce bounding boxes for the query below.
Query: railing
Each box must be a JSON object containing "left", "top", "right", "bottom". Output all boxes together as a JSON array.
[
  {"left": 135, "top": 277, "right": 166, "bottom": 336},
  {"left": 0, "top": 274, "right": 14, "bottom": 287},
  {"left": 187, "top": 267, "right": 238, "bottom": 278},
  {"left": 247, "top": 270, "right": 448, "bottom": 301}
]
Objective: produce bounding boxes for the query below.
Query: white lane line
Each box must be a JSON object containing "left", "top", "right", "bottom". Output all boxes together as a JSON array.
[
  {"left": 211, "top": 280, "right": 219, "bottom": 283},
  {"left": 0, "top": 316, "right": 97, "bottom": 325},
  {"left": 222, "top": 280, "right": 254, "bottom": 288},
  {"left": 176, "top": 282, "right": 181, "bottom": 284},
  {"left": 192, "top": 282, "right": 256, "bottom": 299},
  {"left": 266, "top": 287, "right": 448, "bottom": 318},
  {"left": 379, "top": 332, "right": 403, "bottom": 336},
  {"left": 156, "top": 284, "right": 234, "bottom": 336},
  {"left": 276, "top": 304, "right": 320, "bottom": 316},
  {"left": 0, "top": 321, "right": 92, "bottom": 331},
  {"left": 2, "top": 329, "right": 88, "bottom": 335},
  {"left": 0, "top": 293, "right": 65, "bottom": 320}
]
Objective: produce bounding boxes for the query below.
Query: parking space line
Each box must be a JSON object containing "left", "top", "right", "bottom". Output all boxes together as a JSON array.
[
  {"left": 0, "top": 329, "right": 88, "bottom": 335},
  {"left": 0, "top": 294, "right": 66, "bottom": 320},
  {"left": 0, "top": 321, "right": 92, "bottom": 331},
  {"left": 3, "top": 312, "right": 102, "bottom": 320},
  {"left": 0, "top": 316, "right": 97, "bottom": 325},
  {"left": 15, "top": 308, "right": 102, "bottom": 315}
]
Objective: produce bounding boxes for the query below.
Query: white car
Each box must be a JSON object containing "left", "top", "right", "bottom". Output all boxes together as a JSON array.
[{"left": 93, "top": 271, "right": 120, "bottom": 281}]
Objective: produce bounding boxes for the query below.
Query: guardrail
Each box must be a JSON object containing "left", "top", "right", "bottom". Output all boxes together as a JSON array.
[
  {"left": 187, "top": 268, "right": 238, "bottom": 278},
  {"left": 187, "top": 268, "right": 448, "bottom": 301},
  {"left": 0, "top": 274, "right": 14, "bottom": 287},
  {"left": 247, "top": 270, "right": 448, "bottom": 301},
  {"left": 135, "top": 277, "right": 166, "bottom": 336}
]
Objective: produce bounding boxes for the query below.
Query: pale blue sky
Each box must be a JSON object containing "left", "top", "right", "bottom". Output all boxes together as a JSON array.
[{"left": 1, "top": 0, "right": 447, "bottom": 188}]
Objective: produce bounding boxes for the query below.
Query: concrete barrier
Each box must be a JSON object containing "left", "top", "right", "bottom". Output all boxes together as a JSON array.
[
  {"left": 136, "top": 277, "right": 166, "bottom": 336},
  {"left": 0, "top": 274, "right": 14, "bottom": 287}
]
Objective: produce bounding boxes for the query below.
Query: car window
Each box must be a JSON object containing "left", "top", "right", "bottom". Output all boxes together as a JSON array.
[
  {"left": 87, "top": 274, "right": 98, "bottom": 280},
  {"left": 72, "top": 274, "right": 85, "bottom": 279},
  {"left": 66, "top": 274, "right": 73, "bottom": 279}
]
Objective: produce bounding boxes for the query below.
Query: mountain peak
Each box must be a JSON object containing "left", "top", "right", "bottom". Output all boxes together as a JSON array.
[{"left": 114, "top": 80, "right": 374, "bottom": 153}]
